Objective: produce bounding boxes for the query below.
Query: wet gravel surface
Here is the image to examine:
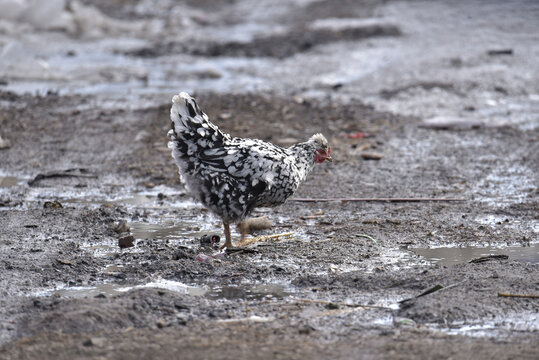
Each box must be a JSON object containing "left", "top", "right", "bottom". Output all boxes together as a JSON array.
[{"left": 0, "top": 1, "right": 538, "bottom": 359}]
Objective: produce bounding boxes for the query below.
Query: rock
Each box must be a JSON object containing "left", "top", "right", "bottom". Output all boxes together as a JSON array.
[
  {"left": 292, "top": 95, "right": 305, "bottom": 104},
  {"left": 113, "top": 220, "right": 130, "bottom": 234},
  {"left": 134, "top": 130, "right": 150, "bottom": 142},
  {"left": 56, "top": 258, "right": 76, "bottom": 266},
  {"left": 325, "top": 303, "right": 339, "bottom": 310},
  {"left": 43, "top": 200, "right": 63, "bottom": 208},
  {"left": 298, "top": 325, "right": 316, "bottom": 334},
  {"left": 0, "top": 135, "right": 10, "bottom": 149},
  {"left": 156, "top": 320, "right": 166, "bottom": 329},
  {"left": 118, "top": 235, "right": 135, "bottom": 248},
  {"left": 82, "top": 337, "right": 106, "bottom": 347},
  {"left": 393, "top": 317, "right": 417, "bottom": 328}
]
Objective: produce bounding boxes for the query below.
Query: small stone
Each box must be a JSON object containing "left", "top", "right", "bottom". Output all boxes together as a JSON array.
[
  {"left": 218, "top": 113, "right": 232, "bottom": 120},
  {"left": 43, "top": 200, "right": 63, "bottom": 209},
  {"left": 83, "top": 337, "right": 105, "bottom": 347},
  {"left": 113, "top": 220, "right": 130, "bottom": 234},
  {"left": 134, "top": 130, "right": 151, "bottom": 142},
  {"left": 118, "top": 235, "right": 135, "bottom": 249},
  {"left": 298, "top": 325, "right": 316, "bottom": 334},
  {"left": 292, "top": 95, "right": 305, "bottom": 104},
  {"left": 325, "top": 303, "right": 339, "bottom": 310},
  {"left": 56, "top": 258, "right": 76, "bottom": 266},
  {"left": 0, "top": 135, "right": 10, "bottom": 149},
  {"left": 393, "top": 317, "right": 417, "bottom": 328}
]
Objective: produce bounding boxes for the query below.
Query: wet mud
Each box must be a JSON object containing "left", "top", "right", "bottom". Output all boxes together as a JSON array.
[{"left": 1, "top": 0, "right": 538, "bottom": 359}]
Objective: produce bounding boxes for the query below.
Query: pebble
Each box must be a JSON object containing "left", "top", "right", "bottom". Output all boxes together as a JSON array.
[
  {"left": 0, "top": 135, "right": 10, "bottom": 149},
  {"left": 118, "top": 235, "right": 135, "bottom": 248},
  {"left": 43, "top": 200, "right": 63, "bottom": 209},
  {"left": 83, "top": 337, "right": 106, "bottom": 347},
  {"left": 113, "top": 220, "right": 130, "bottom": 234}
]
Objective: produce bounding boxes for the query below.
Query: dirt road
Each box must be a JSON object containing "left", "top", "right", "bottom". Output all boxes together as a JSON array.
[{"left": 0, "top": 1, "right": 537, "bottom": 359}]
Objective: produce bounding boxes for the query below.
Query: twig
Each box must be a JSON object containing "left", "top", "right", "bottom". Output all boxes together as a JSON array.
[
  {"left": 294, "top": 298, "right": 391, "bottom": 310},
  {"left": 498, "top": 292, "right": 539, "bottom": 299},
  {"left": 416, "top": 284, "right": 444, "bottom": 298},
  {"left": 470, "top": 255, "right": 508, "bottom": 263},
  {"left": 290, "top": 197, "right": 465, "bottom": 203},
  {"left": 399, "top": 281, "right": 463, "bottom": 303},
  {"left": 487, "top": 49, "right": 513, "bottom": 56}
]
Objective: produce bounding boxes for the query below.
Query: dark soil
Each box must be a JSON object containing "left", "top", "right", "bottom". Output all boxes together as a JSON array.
[
  {"left": 0, "top": 0, "right": 538, "bottom": 359},
  {"left": 1, "top": 88, "right": 537, "bottom": 359}
]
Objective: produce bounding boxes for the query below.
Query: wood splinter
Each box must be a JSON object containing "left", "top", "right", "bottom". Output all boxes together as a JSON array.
[
  {"left": 237, "top": 232, "right": 294, "bottom": 247},
  {"left": 498, "top": 292, "right": 539, "bottom": 299}
]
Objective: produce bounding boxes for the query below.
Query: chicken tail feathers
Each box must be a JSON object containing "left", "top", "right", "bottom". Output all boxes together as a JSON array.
[{"left": 168, "top": 92, "right": 230, "bottom": 168}]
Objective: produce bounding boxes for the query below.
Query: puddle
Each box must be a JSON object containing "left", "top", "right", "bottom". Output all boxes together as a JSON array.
[
  {"left": 441, "top": 312, "right": 539, "bottom": 338},
  {"left": 82, "top": 243, "right": 122, "bottom": 258},
  {"left": 475, "top": 215, "right": 539, "bottom": 233},
  {"left": 43, "top": 283, "right": 131, "bottom": 298},
  {"left": 0, "top": 176, "right": 18, "bottom": 188},
  {"left": 206, "top": 283, "right": 293, "bottom": 300},
  {"left": 128, "top": 215, "right": 221, "bottom": 248},
  {"left": 475, "top": 164, "right": 536, "bottom": 206},
  {"left": 61, "top": 193, "right": 154, "bottom": 207},
  {"left": 25, "top": 184, "right": 193, "bottom": 210},
  {"left": 130, "top": 221, "right": 198, "bottom": 242},
  {"left": 412, "top": 243, "right": 539, "bottom": 266},
  {"left": 33, "top": 279, "right": 294, "bottom": 301}
]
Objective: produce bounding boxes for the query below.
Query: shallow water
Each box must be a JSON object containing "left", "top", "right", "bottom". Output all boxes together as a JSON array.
[
  {"left": 412, "top": 243, "right": 539, "bottom": 266},
  {"left": 0, "top": 176, "right": 18, "bottom": 188},
  {"left": 442, "top": 312, "right": 539, "bottom": 338},
  {"left": 34, "top": 278, "right": 294, "bottom": 301}
]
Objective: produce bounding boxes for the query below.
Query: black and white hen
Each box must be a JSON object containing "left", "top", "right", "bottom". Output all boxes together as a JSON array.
[{"left": 168, "top": 92, "right": 332, "bottom": 249}]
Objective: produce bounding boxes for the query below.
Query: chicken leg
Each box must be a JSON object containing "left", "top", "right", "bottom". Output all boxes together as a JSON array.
[{"left": 220, "top": 222, "right": 233, "bottom": 249}]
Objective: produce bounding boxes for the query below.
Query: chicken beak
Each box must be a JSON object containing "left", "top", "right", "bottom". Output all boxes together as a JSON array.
[{"left": 326, "top": 155, "right": 333, "bottom": 162}]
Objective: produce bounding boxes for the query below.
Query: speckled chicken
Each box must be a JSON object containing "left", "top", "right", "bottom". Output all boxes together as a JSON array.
[{"left": 168, "top": 92, "right": 332, "bottom": 249}]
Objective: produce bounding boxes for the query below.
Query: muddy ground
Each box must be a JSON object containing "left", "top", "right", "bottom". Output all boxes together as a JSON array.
[{"left": 0, "top": 0, "right": 538, "bottom": 359}]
